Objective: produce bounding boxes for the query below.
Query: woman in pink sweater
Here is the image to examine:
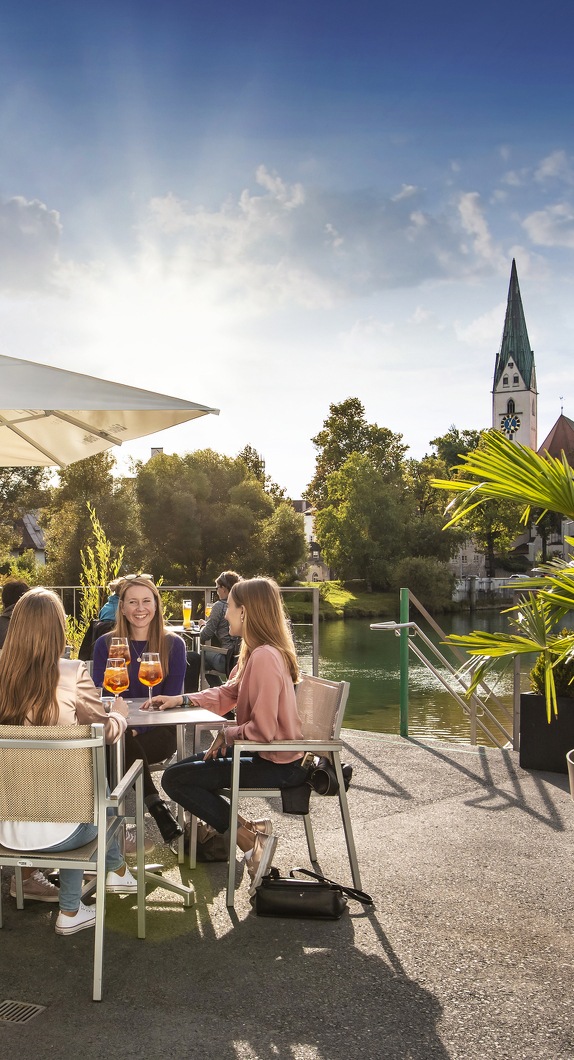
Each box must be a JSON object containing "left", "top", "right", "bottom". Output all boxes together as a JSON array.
[{"left": 149, "top": 577, "right": 306, "bottom": 894}]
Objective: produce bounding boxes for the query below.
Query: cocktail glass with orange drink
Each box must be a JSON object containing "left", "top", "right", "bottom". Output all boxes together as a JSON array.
[
  {"left": 103, "top": 657, "right": 130, "bottom": 705},
  {"left": 182, "top": 600, "right": 192, "bottom": 628},
  {"left": 139, "top": 652, "right": 163, "bottom": 705},
  {"left": 109, "top": 637, "right": 130, "bottom": 666}
]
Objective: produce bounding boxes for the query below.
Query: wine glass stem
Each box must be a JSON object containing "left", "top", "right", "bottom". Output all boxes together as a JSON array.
[{"left": 148, "top": 686, "right": 152, "bottom": 704}]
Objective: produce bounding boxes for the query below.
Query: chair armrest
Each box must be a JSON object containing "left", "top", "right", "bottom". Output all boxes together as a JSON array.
[
  {"left": 107, "top": 758, "right": 144, "bottom": 805},
  {"left": 231, "top": 740, "right": 342, "bottom": 753}
]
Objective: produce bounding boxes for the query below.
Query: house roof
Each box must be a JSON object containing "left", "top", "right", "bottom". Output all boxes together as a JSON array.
[
  {"left": 538, "top": 414, "right": 574, "bottom": 468},
  {"left": 493, "top": 260, "right": 535, "bottom": 391}
]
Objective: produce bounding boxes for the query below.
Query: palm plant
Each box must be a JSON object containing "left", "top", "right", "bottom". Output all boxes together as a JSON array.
[{"left": 432, "top": 430, "right": 574, "bottom": 720}]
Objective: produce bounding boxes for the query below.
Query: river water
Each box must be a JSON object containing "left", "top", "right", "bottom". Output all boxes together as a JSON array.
[{"left": 293, "top": 609, "right": 532, "bottom": 746}]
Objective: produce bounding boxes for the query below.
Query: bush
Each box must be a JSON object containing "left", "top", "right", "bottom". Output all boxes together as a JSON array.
[
  {"left": 389, "top": 556, "right": 455, "bottom": 612},
  {"left": 530, "top": 630, "right": 574, "bottom": 699}
]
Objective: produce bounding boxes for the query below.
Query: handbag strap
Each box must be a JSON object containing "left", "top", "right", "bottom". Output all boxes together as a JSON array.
[{"left": 289, "top": 867, "right": 373, "bottom": 905}]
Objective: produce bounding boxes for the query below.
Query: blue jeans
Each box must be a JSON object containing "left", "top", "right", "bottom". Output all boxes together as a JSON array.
[
  {"left": 35, "top": 824, "right": 123, "bottom": 911},
  {"left": 163, "top": 750, "right": 308, "bottom": 834},
  {"left": 204, "top": 649, "right": 226, "bottom": 673}
]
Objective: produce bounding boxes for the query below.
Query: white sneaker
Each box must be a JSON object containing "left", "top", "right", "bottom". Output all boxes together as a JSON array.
[
  {"left": 106, "top": 866, "right": 138, "bottom": 893},
  {"left": 247, "top": 833, "right": 278, "bottom": 897},
  {"left": 55, "top": 901, "right": 96, "bottom": 936}
]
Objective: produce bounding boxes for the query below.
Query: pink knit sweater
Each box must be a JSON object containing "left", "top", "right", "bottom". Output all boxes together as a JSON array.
[{"left": 190, "top": 644, "right": 303, "bottom": 763}]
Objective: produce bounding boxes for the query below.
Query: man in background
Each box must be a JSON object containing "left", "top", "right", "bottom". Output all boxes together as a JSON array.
[{"left": 0, "top": 579, "right": 30, "bottom": 648}]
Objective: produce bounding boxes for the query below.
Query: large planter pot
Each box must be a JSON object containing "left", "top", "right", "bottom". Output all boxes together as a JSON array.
[{"left": 520, "top": 693, "right": 574, "bottom": 774}]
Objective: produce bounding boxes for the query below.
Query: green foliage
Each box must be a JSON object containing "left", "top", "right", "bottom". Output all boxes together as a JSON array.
[
  {"left": 306, "top": 398, "right": 407, "bottom": 509},
  {"left": 42, "top": 451, "right": 141, "bottom": 584},
  {"left": 389, "top": 556, "right": 456, "bottom": 612},
  {"left": 315, "top": 453, "right": 409, "bottom": 587},
  {"left": 429, "top": 425, "right": 483, "bottom": 473},
  {"left": 530, "top": 630, "right": 574, "bottom": 699},
  {"left": 79, "top": 503, "right": 125, "bottom": 627},
  {"left": 0, "top": 550, "right": 50, "bottom": 587},
  {"left": 0, "top": 466, "right": 52, "bottom": 565},
  {"left": 261, "top": 503, "right": 308, "bottom": 584},
  {"left": 282, "top": 581, "right": 395, "bottom": 622}
]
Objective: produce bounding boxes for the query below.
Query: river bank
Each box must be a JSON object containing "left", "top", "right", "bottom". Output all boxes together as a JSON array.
[{"left": 283, "top": 580, "right": 497, "bottom": 622}]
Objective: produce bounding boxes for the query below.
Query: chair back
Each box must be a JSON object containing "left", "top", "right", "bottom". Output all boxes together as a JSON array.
[
  {"left": 295, "top": 675, "right": 349, "bottom": 741},
  {"left": 0, "top": 724, "right": 100, "bottom": 825}
]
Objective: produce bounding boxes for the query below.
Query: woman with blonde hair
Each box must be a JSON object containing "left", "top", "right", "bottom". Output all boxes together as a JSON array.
[
  {"left": 92, "top": 575, "right": 186, "bottom": 842},
  {"left": 151, "top": 577, "right": 307, "bottom": 895},
  {"left": 0, "top": 587, "right": 136, "bottom": 936}
]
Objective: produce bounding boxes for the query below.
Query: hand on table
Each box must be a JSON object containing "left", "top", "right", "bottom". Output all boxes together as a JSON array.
[
  {"left": 111, "top": 696, "right": 129, "bottom": 718},
  {"left": 204, "top": 730, "right": 227, "bottom": 760},
  {"left": 143, "top": 694, "right": 181, "bottom": 711}
]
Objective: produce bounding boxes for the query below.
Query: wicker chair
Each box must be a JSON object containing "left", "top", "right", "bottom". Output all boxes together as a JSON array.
[{"left": 0, "top": 723, "right": 146, "bottom": 1001}]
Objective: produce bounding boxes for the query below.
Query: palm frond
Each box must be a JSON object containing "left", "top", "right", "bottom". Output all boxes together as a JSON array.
[{"left": 432, "top": 431, "right": 574, "bottom": 526}]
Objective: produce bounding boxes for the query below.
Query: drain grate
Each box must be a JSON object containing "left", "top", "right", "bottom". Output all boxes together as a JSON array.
[{"left": 0, "top": 1000, "right": 46, "bottom": 1024}]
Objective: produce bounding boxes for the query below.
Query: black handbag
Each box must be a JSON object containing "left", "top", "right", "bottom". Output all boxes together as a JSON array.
[
  {"left": 254, "top": 867, "right": 373, "bottom": 920},
  {"left": 309, "top": 757, "right": 353, "bottom": 796}
]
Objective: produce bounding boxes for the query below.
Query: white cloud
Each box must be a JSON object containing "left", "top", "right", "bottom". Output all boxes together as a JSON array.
[
  {"left": 502, "top": 169, "right": 528, "bottom": 187},
  {"left": 522, "top": 203, "right": 574, "bottom": 247},
  {"left": 499, "top": 146, "right": 511, "bottom": 162},
  {"left": 457, "top": 192, "right": 506, "bottom": 272},
  {"left": 0, "top": 196, "right": 63, "bottom": 292},
  {"left": 535, "top": 151, "right": 574, "bottom": 184},
  {"left": 391, "top": 184, "right": 419, "bottom": 201},
  {"left": 454, "top": 302, "right": 506, "bottom": 348}
]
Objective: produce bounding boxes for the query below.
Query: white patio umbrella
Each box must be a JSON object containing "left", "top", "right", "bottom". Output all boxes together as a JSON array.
[{"left": 0, "top": 354, "right": 219, "bottom": 467}]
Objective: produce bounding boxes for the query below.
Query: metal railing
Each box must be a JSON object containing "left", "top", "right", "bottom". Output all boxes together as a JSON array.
[
  {"left": 371, "top": 587, "right": 515, "bottom": 749},
  {"left": 46, "top": 583, "right": 320, "bottom": 678}
]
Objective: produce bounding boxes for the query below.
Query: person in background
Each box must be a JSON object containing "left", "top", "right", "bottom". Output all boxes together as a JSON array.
[
  {"left": 98, "top": 578, "right": 123, "bottom": 621},
  {"left": 0, "top": 579, "right": 30, "bottom": 649},
  {"left": 194, "top": 570, "right": 242, "bottom": 689},
  {"left": 152, "top": 577, "right": 307, "bottom": 896},
  {"left": 92, "top": 575, "right": 186, "bottom": 843},
  {"left": 0, "top": 587, "right": 136, "bottom": 936}
]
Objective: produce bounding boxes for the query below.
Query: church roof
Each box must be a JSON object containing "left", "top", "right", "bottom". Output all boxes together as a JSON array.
[
  {"left": 538, "top": 414, "right": 574, "bottom": 468},
  {"left": 493, "top": 260, "right": 535, "bottom": 390}
]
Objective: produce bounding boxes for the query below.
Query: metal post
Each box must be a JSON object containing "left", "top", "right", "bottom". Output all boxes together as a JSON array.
[
  {"left": 399, "top": 587, "right": 409, "bottom": 737},
  {"left": 312, "top": 587, "right": 319, "bottom": 677},
  {"left": 513, "top": 655, "right": 521, "bottom": 751}
]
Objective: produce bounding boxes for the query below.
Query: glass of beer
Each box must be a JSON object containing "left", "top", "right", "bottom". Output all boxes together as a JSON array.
[
  {"left": 103, "top": 657, "right": 130, "bottom": 704},
  {"left": 182, "top": 600, "right": 192, "bottom": 628},
  {"left": 205, "top": 603, "right": 212, "bottom": 618},
  {"left": 109, "top": 637, "right": 130, "bottom": 666},
  {"left": 139, "top": 652, "right": 163, "bottom": 705}
]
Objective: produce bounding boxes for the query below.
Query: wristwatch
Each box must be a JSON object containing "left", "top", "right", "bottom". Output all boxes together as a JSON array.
[{"left": 181, "top": 694, "right": 191, "bottom": 707}]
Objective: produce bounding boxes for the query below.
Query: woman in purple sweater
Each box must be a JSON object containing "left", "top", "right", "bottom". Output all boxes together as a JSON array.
[{"left": 93, "top": 576, "right": 186, "bottom": 842}]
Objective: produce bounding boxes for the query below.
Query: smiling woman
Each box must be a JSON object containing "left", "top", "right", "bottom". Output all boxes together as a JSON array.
[{"left": 92, "top": 576, "right": 187, "bottom": 843}]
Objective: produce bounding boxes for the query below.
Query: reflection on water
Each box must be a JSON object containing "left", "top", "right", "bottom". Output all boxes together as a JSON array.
[{"left": 294, "top": 610, "right": 532, "bottom": 747}]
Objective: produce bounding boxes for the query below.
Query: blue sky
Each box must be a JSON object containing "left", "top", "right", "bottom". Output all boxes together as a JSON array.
[{"left": 1, "top": 1, "right": 574, "bottom": 493}]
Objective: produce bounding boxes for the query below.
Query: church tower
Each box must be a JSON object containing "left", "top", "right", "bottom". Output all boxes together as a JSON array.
[{"left": 492, "top": 260, "right": 537, "bottom": 449}]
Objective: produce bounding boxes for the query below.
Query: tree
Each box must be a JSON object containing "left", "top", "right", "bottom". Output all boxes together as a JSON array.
[
  {"left": 306, "top": 398, "right": 408, "bottom": 508},
  {"left": 0, "top": 467, "right": 52, "bottom": 565},
  {"left": 430, "top": 426, "right": 525, "bottom": 576},
  {"left": 315, "top": 454, "right": 410, "bottom": 588},
  {"left": 134, "top": 449, "right": 280, "bottom": 582},
  {"left": 262, "top": 503, "right": 308, "bottom": 584},
  {"left": 237, "top": 445, "right": 287, "bottom": 504},
  {"left": 429, "top": 425, "right": 483, "bottom": 474},
  {"left": 403, "top": 454, "right": 464, "bottom": 563},
  {"left": 42, "top": 451, "right": 141, "bottom": 583}
]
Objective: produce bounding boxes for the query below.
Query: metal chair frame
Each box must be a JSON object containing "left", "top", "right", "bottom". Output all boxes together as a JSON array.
[
  {"left": 0, "top": 723, "right": 146, "bottom": 1001},
  {"left": 203, "top": 675, "right": 361, "bottom": 907}
]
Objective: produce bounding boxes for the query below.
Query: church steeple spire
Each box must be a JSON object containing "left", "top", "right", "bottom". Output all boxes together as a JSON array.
[
  {"left": 492, "top": 260, "right": 537, "bottom": 449},
  {"left": 493, "top": 260, "right": 535, "bottom": 390}
]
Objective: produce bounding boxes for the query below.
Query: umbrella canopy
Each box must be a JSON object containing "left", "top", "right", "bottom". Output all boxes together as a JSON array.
[{"left": 0, "top": 354, "right": 219, "bottom": 467}]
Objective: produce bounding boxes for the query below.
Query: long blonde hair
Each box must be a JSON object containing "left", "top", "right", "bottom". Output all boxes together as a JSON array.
[
  {"left": 228, "top": 577, "right": 299, "bottom": 686},
  {"left": 111, "top": 577, "right": 175, "bottom": 678},
  {"left": 0, "top": 587, "right": 66, "bottom": 725}
]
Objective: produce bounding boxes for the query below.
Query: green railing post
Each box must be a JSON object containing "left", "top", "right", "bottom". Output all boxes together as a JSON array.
[{"left": 399, "top": 587, "right": 409, "bottom": 737}]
